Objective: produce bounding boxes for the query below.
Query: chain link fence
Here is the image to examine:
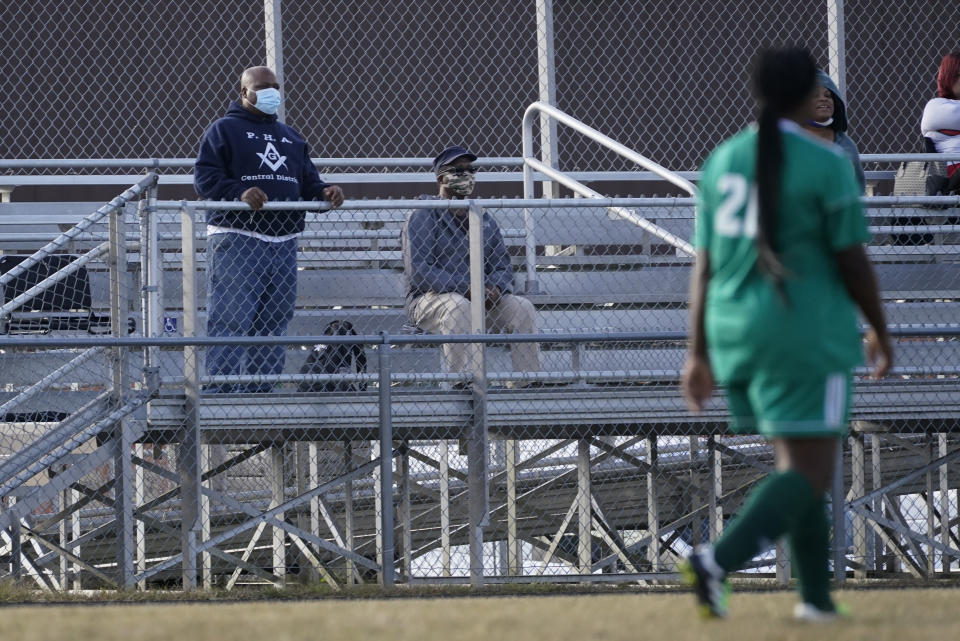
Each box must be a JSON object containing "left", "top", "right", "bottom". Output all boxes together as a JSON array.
[
  {"left": 0, "top": 0, "right": 958, "bottom": 592},
  {"left": 2, "top": 1, "right": 958, "bottom": 175},
  {"left": 0, "top": 173, "right": 958, "bottom": 588}
]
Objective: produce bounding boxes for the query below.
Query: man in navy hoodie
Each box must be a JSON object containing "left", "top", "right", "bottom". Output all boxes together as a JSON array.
[{"left": 194, "top": 66, "right": 343, "bottom": 393}]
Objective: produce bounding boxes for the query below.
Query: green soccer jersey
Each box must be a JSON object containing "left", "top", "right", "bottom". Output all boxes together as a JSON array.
[{"left": 693, "top": 120, "right": 870, "bottom": 383}]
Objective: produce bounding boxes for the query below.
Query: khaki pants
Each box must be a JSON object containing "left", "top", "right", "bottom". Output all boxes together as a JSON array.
[{"left": 411, "top": 292, "right": 540, "bottom": 374}]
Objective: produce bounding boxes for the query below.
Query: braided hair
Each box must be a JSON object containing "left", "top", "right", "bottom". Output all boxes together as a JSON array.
[{"left": 752, "top": 48, "right": 817, "bottom": 297}]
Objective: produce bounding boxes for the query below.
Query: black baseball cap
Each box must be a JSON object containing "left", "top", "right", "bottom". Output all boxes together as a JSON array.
[{"left": 432, "top": 145, "right": 478, "bottom": 174}]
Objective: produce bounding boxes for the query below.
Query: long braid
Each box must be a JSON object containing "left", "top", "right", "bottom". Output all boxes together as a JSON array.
[
  {"left": 755, "top": 104, "right": 786, "bottom": 291},
  {"left": 752, "top": 48, "right": 817, "bottom": 300}
]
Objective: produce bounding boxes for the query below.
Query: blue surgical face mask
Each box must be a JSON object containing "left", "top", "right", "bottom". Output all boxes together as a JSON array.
[{"left": 250, "top": 87, "right": 281, "bottom": 115}]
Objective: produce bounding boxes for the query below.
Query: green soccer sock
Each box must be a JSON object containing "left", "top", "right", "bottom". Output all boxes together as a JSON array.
[
  {"left": 789, "top": 494, "right": 834, "bottom": 611},
  {"left": 713, "top": 470, "right": 818, "bottom": 573}
]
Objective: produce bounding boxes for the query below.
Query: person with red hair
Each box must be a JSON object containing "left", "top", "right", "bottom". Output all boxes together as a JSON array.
[{"left": 921, "top": 51, "right": 960, "bottom": 192}]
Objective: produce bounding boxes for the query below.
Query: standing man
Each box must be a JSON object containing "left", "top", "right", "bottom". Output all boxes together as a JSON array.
[
  {"left": 195, "top": 66, "right": 344, "bottom": 393},
  {"left": 402, "top": 145, "right": 540, "bottom": 384}
]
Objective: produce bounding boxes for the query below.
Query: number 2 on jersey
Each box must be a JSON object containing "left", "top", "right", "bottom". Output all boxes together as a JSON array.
[{"left": 714, "top": 173, "right": 758, "bottom": 238}]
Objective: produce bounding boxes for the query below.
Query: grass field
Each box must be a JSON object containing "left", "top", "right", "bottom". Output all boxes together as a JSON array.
[{"left": 0, "top": 587, "right": 955, "bottom": 641}]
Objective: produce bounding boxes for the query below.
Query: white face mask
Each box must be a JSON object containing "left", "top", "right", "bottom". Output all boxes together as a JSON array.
[
  {"left": 441, "top": 172, "right": 476, "bottom": 196},
  {"left": 249, "top": 87, "right": 282, "bottom": 115}
]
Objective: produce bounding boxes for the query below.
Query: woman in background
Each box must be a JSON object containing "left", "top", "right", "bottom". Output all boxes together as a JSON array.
[
  {"left": 921, "top": 51, "right": 960, "bottom": 193},
  {"left": 802, "top": 70, "right": 866, "bottom": 193}
]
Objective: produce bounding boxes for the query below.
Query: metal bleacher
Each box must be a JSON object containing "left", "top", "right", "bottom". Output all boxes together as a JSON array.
[{"left": 1, "top": 118, "right": 960, "bottom": 589}]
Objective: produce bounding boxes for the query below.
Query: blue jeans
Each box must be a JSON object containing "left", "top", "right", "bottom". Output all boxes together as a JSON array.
[{"left": 205, "top": 232, "right": 298, "bottom": 393}]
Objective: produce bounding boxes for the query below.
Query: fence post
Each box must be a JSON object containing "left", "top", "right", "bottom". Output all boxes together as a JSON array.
[
  {"left": 343, "top": 441, "right": 356, "bottom": 584},
  {"left": 269, "top": 445, "right": 286, "bottom": 586},
  {"left": 707, "top": 435, "right": 722, "bottom": 540},
  {"left": 646, "top": 437, "right": 660, "bottom": 572},
  {"left": 377, "top": 336, "right": 395, "bottom": 586},
  {"left": 832, "top": 438, "right": 846, "bottom": 582},
  {"left": 577, "top": 439, "right": 592, "bottom": 575},
  {"left": 179, "top": 205, "right": 202, "bottom": 590},
  {"left": 850, "top": 429, "right": 867, "bottom": 579},
  {"left": 440, "top": 438, "right": 452, "bottom": 576},
  {"left": 827, "top": 0, "right": 846, "bottom": 96},
  {"left": 264, "top": 0, "right": 285, "bottom": 121},
  {"left": 506, "top": 439, "right": 519, "bottom": 575},
  {"left": 10, "top": 520, "right": 22, "bottom": 584},
  {"left": 399, "top": 441, "right": 412, "bottom": 580},
  {"left": 940, "top": 433, "right": 951, "bottom": 572},
  {"left": 925, "top": 437, "right": 936, "bottom": 576},
  {"left": 136, "top": 184, "right": 157, "bottom": 588},
  {"left": 109, "top": 200, "right": 135, "bottom": 589},
  {"left": 143, "top": 182, "right": 162, "bottom": 394},
  {"left": 535, "top": 0, "right": 560, "bottom": 199},
  {"left": 467, "top": 203, "right": 489, "bottom": 587},
  {"left": 871, "top": 434, "right": 885, "bottom": 571}
]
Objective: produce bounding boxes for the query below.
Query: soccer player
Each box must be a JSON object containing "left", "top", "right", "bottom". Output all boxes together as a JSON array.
[{"left": 680, "top": 47, "right": 893, "bottom": 621}]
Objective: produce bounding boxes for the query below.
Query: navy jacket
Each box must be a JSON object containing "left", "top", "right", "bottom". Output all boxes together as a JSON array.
[
  {"left": 401, "top": 198, "right": 514, "bottom": 320},
  {"left": 194, "top": 101, "right": 331, "bottom": 237}
]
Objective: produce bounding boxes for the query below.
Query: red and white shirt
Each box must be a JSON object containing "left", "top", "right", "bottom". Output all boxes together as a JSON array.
[{"left": 921, "top": 97, "right": 960, "bottom": 177}]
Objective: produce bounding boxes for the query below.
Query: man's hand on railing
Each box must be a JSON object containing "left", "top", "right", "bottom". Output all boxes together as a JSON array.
[
  {"left": 322, "top": 185, "right": 344, "bottom": 208},
  {"left": 240, "top": 187, "right": 269, "bottom": 210},
  {"left": 239, "top": 186, "right": 343, "bottom": 209}
]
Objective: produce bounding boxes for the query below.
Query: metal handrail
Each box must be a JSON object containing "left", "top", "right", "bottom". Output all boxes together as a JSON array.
[
  {"left": 0, "top": 174, "right": 158, "bottom": 331},
  {"left": 525, "top": 157, "right": 695, "bottom": 255},
  {"left": 0, "top": 169, "right": 914, "bottom": 188},
  {"left": 1, "top": 152, "right": 959, "bottom": 171},
  {"left": 151, "top": 197, "right": 695, "bottom": 210},
  {"left": 521, "top": 102, "right": 697, "bottom": 290},
  {"left": 2, "top": 324, "right": 957, "bottom": 349},
  {"left": 860, "top": 153, "right": 960, "bottom": 163},
  {"left": 0, "top": 157, "right": 520, "bottom": 170},
  {"left": 0, "top": 174, "right": 157, "bottom": 289},
  {"left": 151, "top": 194, "right": 960, "bottom": 212},
  {"left": 522, "top": 102, "right": 698, "bottom": 196},
  {"left": 2, "top": 153, "right": 960, "bottom": 190},
  {"left": 0, "top": 242, "right": 109, "bottom": 317}
]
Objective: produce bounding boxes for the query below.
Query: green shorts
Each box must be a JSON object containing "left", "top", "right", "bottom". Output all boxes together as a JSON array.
[{"left": 725, "top": 371, "right": 851, "bottom": 438}]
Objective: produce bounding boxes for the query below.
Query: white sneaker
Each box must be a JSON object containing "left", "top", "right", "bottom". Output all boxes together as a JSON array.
[{"left": 793, "top": 602, "right": 846, "bottom": 622}]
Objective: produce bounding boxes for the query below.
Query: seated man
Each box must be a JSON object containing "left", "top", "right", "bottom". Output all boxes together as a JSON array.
[{"left": 401, "top": 145, "right": 541, "bottom": 381}]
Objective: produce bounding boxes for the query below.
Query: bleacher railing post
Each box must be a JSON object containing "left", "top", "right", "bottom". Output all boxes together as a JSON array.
[
  {"left": 832, "top": 438, "right": 847, "bottom": 582},
  {"left": 140, "top": 181, "right": 161, "bottom": 394},
  {"left": 940, "top": 433, "right": 951, "bottom": 572},
  {"left": 850, "top": 429, "right": 867, "bottom": 579},
  {"left": 10, "top": 521, "right": 22, "bottom": 584},
  {"left": 467, "top": 203, "right": 490, "bottom": 587},
  {"left": 577, "top": 439, "right": 593, "bottom": 575},
  {"left": 506, "top": 439, "right": 519, "bottom": 575},
  {"left": 535, "top": 0, "right": 560, "bottom": 200},
  {"left": 179, "top": 204, "right": 202, "bottom": 590},
  {"left": 520, "top": 126, "right": 540, "bottom": 295},
  {"left": 827, "top": 0, "right": 846, "bottom": 97},
  {"left": 377, "top": 335, "right": 395, "bottom": 586},
  {"left": 264, "top": 0, "right": 285, "bottom": 122},
  {"left": 109, "top": 197, "right": 135, "bottom": 588}
]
